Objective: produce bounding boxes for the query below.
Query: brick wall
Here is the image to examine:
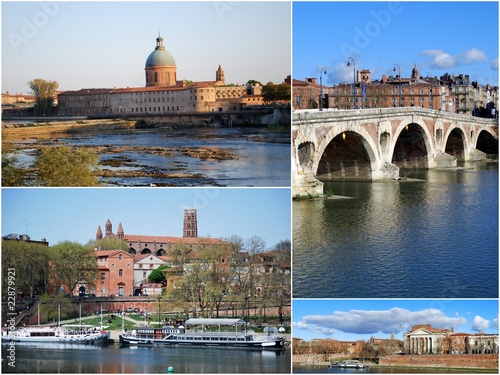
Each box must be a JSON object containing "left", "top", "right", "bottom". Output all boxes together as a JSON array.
[{"left": 380, "top": 354, "right": 498, "bottom": 369}]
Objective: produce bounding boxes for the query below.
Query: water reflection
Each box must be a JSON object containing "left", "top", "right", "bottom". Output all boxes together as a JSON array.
[{"left": 293, "top": 163, "right": 498, "bottom": 298}]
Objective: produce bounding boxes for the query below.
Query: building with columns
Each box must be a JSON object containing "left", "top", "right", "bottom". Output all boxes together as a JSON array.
[{"left": 403, "top": 324, "right": 499, "bottom": 355}]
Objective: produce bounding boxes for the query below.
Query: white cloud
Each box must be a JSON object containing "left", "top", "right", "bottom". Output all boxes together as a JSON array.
[
  {"left": 463, "top": 47, "right": 488, "bottom": 64},
  {"left": 328, "top": 63, "right": 356, "bottom": 84},
  {"left": 292, "top": 320, "right": 335, "bottom": 337},
  {"left": 472, "top": 315, "right": 490, "bottom": 332},
  {"left": 420, "top": 47, "right": 489, "bottom": 69},
  {"left": 492, "top": 315, "right": 498, "bottom": 329},
  {"left": 293, "top": 321, "right": 310, "bottom": 330},
  {"left": 297, "top": 307, "right": 467, "bottom": 336},
  {"left": 420, "top": 50, "right": 458, "bottom": 69},
  {"left": 491, "top": 58, "right": 499, "bottom": 70}
]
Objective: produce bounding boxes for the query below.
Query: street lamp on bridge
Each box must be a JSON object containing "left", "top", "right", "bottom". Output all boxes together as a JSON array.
[
  {"left": 393, "top": 63, "right": 401, "bottom": 107},
  {"left": 347, "top": 57, "right": 356, "bottom": 109},
  {"left": 319, "top": 66, "right": 327, "bottom": 111}
]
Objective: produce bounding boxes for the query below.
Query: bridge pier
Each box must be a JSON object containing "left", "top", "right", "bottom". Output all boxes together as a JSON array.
[{"left": 292, "top": 174, "right": 324, "bottom": 197}]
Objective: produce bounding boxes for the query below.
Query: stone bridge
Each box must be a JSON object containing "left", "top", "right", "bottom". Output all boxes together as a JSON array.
[{"left": 292, "top": 107, "right": 498, "bottom": 196}]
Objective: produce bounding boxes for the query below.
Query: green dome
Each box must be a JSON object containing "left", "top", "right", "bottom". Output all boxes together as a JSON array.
[{"left": 145, "top": 36, "right": 176, "bottom": 68}]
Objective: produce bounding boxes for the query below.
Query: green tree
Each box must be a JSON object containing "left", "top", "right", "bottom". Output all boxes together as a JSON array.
[
  {"left": 2, "top": 241, "right": 51, "bottom": 298},
  {"left": 38, "top": 293, "right": 73, "bottom": 323},
  {"left": 276, "top": 82, "right": 291, "bottom": 101},
  {"left": 27, "top": 78, "right": 59, "bottom": 116},
  {"left": 1, "top": 144, "right": 26, "bottom": 186},
  {"left": 262, "top": 82, "right": 277, "bottom": 104},
  {"left": 170, "top": 242, "right": 192, "bottom": 268},
  {"left": 35, "top": 145, "right": 100, "bottom": 186},
  {"left": 148, "top": 265, "right": 170, "bottom": 287},
  {"left": 50, "top": 241, "right": 98, "bottom": 296},
  {"left": 247, "top": 79, "right": 262, "bottom": 86},
  {"left": 94, "top": 237, "right": 129, "bottom": 251}
]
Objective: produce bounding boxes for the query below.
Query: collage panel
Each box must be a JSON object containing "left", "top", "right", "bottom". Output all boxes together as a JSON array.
[
  {"left": 290, "top": 1, "right": 498, "bottom": 374},
  {"left": 292, "top": 299, "right": 499, "bottom": 373},
  {"left": 292, "top": 0, "right": 498, "bottom": 300},
  {"left": 2, "top": 1, "right": 291, "bottom": 188},
  {"left": 1, "top": 1, "right": 293, "bottom": 374},
  {"left": 1, "top": 187, "right": 292, "bottom": 373}
]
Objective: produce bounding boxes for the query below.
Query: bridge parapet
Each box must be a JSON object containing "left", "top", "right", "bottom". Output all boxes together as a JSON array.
[{"left": 293, "top": 107, "right": 499, "bottom": 127}]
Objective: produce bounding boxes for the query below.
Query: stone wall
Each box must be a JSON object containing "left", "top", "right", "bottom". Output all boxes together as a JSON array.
[{"left": 380, "top": 354, "right": 498, "bottom": 369}]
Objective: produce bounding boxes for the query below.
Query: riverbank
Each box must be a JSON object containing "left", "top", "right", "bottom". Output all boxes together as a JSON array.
[
  {"left": 292, "top": 354, "right": 498, "bottom": 372},
  {"left": 2, "top": 118, "right": 138, "bottom": 140}
]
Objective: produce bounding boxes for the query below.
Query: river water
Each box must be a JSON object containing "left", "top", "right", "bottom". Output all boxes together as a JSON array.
[
  {"left": 293, "top": 162, "right": 498, "bottom": 299},
  {"left": 8, "top": 127, "right": 290, "bottom": 187},
  {"left": 2, "top": 343, "right": 291, "bottom": 373}
]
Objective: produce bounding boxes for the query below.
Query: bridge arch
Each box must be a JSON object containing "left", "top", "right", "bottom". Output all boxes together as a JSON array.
[
  {"left": 444, "top": 127, "right": 467, "bottom": 161},
  {"left": 476, "top": 129, "right": 499, "bottom": 155},
  {"left": 314, "top": 126, "right": 379, "bottom": 180},
  {"left": 391, "top": 119, "right": 435, "bottom": 169}
]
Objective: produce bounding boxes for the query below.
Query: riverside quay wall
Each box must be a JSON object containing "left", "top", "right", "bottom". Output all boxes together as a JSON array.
[{"left": 380, "top": 354, "right": 498, "bottom": 370}]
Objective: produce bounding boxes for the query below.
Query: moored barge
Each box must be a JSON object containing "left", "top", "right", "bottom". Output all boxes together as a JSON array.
[{"left": 119, "top": 318, "right": 286, "bottom": 350}]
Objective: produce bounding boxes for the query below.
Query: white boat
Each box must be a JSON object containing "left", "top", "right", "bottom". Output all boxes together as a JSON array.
[
  {"left": 336, "top": 360, "right": 370, "bottom": 368},
  {"left": 120, "top": 318, "right": 286, "bottom": 350},
  {"left": 2, "top": 324, "right": 110, "bottom": 344}
]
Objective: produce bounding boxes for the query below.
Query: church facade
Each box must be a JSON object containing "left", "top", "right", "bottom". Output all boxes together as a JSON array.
[
  {"left": 403, "top": 324, "right": 498, "bottom": 355},
  {"left": 58, "top": 35, "right": 263, "bottom": 116}
]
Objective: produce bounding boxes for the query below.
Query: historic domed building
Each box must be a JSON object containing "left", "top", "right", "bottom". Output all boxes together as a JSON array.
[
  {"left": 57, "top": 34, "right": 266, "bottom": 116},
  {"left": 145, "top": 34, "right": 177, "bottom": 87}
]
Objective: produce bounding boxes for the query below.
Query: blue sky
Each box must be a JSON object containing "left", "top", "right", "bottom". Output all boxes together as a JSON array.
[
  {"left": 293, "top": 1, "right": 499, "bottom": 86},
  {"left": 2, "top": 1, "right": 291, "bottom": 94},
  {"left": 1, "top": 188, "right": 291, "bottom": 248},
  {"left": 293, "top": 300, "right": 499, "bottom": 341}
]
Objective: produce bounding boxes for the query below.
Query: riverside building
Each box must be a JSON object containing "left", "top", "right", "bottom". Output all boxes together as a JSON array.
[{"left": 57, "top": 35, "right": 264, "bottom": 116}]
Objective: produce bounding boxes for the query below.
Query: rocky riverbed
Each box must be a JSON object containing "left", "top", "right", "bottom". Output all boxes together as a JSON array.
[{"left": 2, "top": 122, "right": 290, "bottom": 187}]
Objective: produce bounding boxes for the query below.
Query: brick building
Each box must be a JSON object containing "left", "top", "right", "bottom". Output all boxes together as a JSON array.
[
  {"left": 95, "top": 208, "right": 232, "bottom": 296},
  {"left": 320, "top": 67, "right": 497, "bottom": 115},
  {"left": 78, "top": 250, "right": 135, "bottom": 297},
  {"left": 327, "top": 66, "right": 453, "bottom": 111},
  {"left": 291, "top": 76, "right": 326, "bottom": 110},
  {"left": 96, "top": 209, "right": 229, "bottom": 257}
]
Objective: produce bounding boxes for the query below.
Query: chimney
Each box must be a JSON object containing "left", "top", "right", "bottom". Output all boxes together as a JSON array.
[{"left": 382, "top": 74, "right": 387, "bottom": 83}]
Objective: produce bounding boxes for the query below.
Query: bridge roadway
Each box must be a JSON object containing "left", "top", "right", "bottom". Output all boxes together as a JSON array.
[{"left": 292, "top": 107, "right": 498, "bottom": 196}]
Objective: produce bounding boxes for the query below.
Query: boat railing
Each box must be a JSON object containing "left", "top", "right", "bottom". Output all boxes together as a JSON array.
[{"left": 183, "top": 329, "right": 250, "bottom": 337}]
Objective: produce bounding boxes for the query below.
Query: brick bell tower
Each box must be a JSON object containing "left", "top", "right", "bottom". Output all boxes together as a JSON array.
[{"left": 183, "top": 208, "right": 198, "bottom": 238}]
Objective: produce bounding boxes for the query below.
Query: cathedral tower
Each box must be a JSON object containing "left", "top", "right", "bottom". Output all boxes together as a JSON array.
[
  {"left": 183, "top": 208, "right": 198, "bottom": 238},
  {"left": 105, "top": 219, "right": 113, "bottom": 237},
  {"left": 96, "top": 226, "right": 103, "bottom": 241},
  {"left": 117, "top": 223, "right": 124, "bottom": 240}
]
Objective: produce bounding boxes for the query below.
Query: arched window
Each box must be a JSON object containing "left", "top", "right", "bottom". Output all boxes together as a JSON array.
[
  {"left": 119, "top": 269, "right": 123, "bottom": 277},
  {"left": 154, "top": 72, "right": 158, "bottom": 83}
]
